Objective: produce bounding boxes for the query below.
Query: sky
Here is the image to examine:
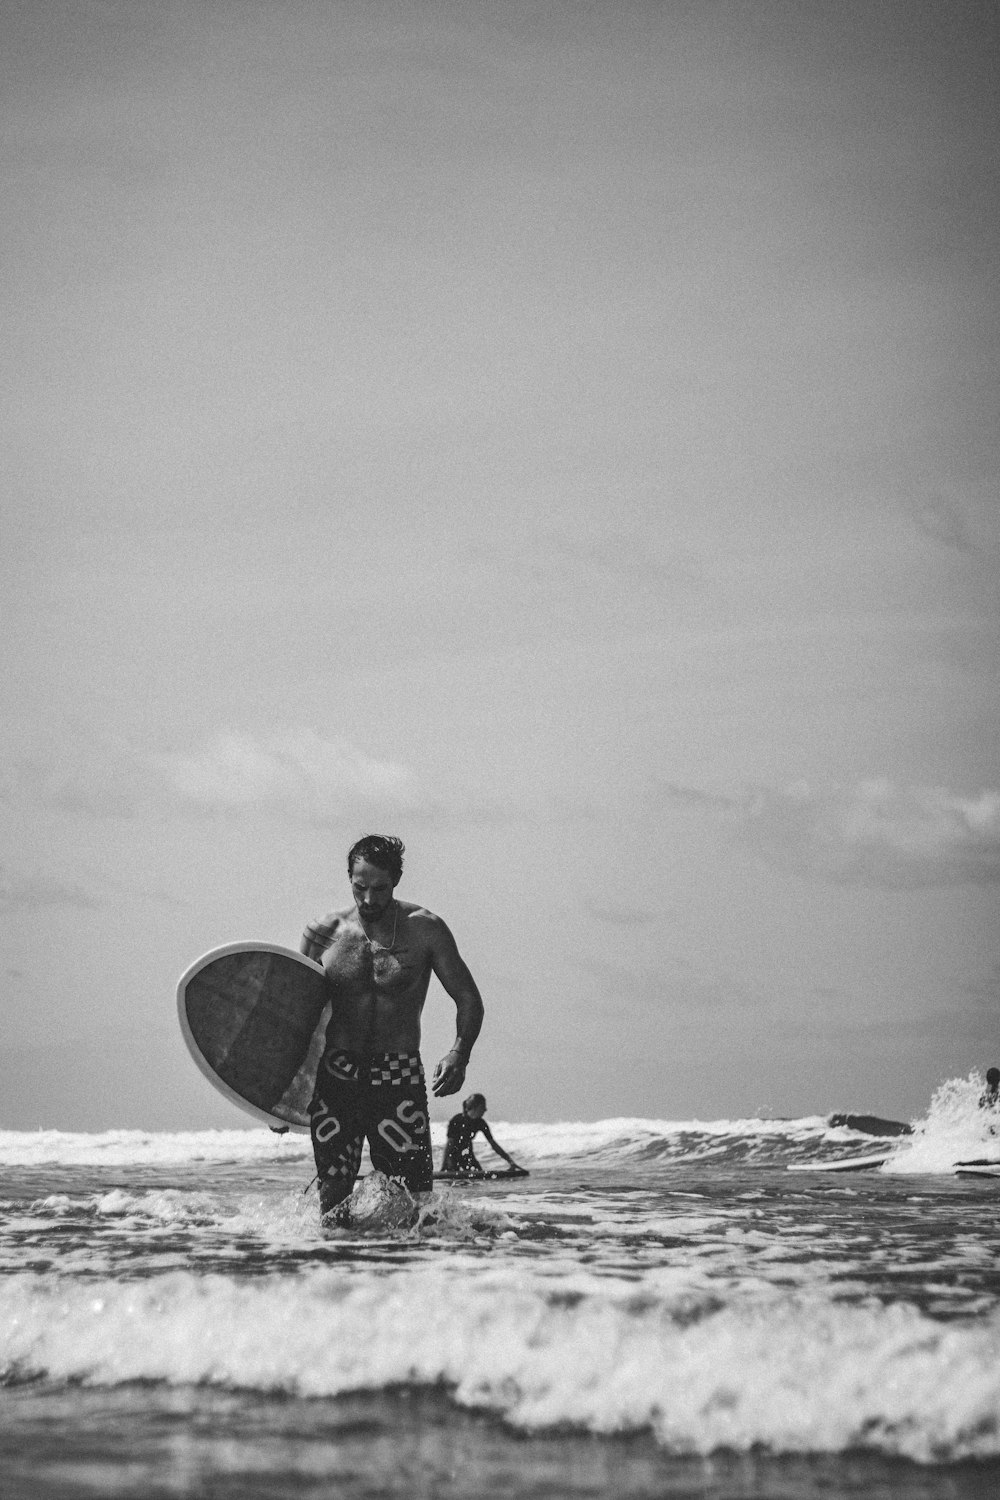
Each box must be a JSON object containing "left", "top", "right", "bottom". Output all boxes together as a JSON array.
[{"left": 2, "top": 0, "right": 998, "bottom": 1132}]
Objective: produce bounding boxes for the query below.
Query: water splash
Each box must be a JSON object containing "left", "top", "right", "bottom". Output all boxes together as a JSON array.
[
  {"left": 888, "top": 1072, "right": 1000, "bottom": 1174},
  {"left": 315, "top": 1173, "right": 517, "bottom": 1242}
]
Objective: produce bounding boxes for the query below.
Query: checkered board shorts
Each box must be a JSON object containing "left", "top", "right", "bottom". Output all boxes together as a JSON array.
[{"left": 309, "top": 1049, "right": 433, "bottom": 1199}]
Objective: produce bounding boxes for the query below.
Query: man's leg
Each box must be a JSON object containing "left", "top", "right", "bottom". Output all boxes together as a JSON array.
[
  {"left": 366, "top": 1053, "right": 434, "bottom": 1193},
  {"left": 309, "top": 1050, "right": 365, "bottom": 1219}
]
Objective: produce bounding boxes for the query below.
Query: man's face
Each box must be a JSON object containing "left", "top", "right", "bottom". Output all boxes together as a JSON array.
[{"left": 350, "top": 858, "right": 396, "bottom": 921}]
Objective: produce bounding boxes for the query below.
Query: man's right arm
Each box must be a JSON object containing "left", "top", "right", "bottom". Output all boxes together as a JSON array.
[{"left": 301, "top": 913, "right": 337, "bottom": 965}]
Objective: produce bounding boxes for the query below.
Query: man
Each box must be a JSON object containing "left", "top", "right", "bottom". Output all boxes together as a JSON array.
[
  {"left": 441, "top": 1093, "right": 526, "bottom": 1178},
  {"left": 300, "top": 834, "right": 484, "bottom": 1222},
  {"left": 979, "top": 1067, "right": 1000, "bottom": 1110}
]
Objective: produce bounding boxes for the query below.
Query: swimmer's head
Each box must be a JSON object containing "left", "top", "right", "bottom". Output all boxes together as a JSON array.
[
  {"left": 463, "top": 1092, "right": 486, "bottom": 1117},
  {"left": 987, "top": 1067, "right": 1000, "bottom": 1086}
]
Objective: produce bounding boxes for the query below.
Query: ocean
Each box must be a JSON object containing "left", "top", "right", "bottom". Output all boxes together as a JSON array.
[{"left": 2, "top": 1074, "right": 999, "bottom": 1500}]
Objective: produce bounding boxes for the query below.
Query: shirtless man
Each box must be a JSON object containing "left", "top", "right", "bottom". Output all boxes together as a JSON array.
[{"left": 300, "top": 834, "right": 484, "bottom": 1221}]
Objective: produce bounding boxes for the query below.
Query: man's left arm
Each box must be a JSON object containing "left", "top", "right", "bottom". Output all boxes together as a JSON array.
[{"left": 427, "top": 917, "right": 485, "bottom": 1097}]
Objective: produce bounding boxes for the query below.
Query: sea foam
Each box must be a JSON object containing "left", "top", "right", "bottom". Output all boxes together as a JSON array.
[
  {"left": 0, "top": 1112, "right": 905, "bottom": 1173},
  {"left": 0, "top": 1128, "right": 312, "bottom": 1168},
  {"left": 2, "top": 1265, "right": 998, "bottom": 1464},
  {"left": 885, "top": 1074, "right": 1000, "bottom": 1174}
]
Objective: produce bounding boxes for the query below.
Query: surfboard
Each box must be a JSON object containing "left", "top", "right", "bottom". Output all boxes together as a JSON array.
[
  {"left": 954, "top": 1160, "right": 1000, "bottom": 1178},
  {"left": 177, "top": 942, "right": 329, "bottom": 1132},
  {"left": 434, "top": 1168, "right": 530, "bottom": 1182},
  {"left": 787, "top": 1151, "right": 890, "bottom": 1173}
]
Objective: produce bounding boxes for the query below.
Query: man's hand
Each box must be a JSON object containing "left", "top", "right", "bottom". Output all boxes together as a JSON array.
[{"left": 432, "top": 1047, "right": 468, "bottom": 1097}]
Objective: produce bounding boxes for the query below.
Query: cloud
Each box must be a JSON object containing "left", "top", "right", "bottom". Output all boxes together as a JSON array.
[
  {"left": 742, "top": 780, "right": 1000, "bottom": 888},
  {"left": 534, "top": 531, "right": 708, "bottom": 589},
  {"left": 4, "top": 727, "right": 521, "bottom": 829},
  {"left": 910, "top": 495, "right": 974, "bottom": 553},
  {"left": 659, "top": 777, "right": 1000, "bottom": 889},
  {"left": 0, "top": 869, "right": 102, "bottom": 911},
  {"left": 579, "top": 955, "right": 735, "bottom": 1013},
  {"left": 3, "top": 726, "right": 424, "bottom": 825},
  {"left": 148, "top": 729, "right": 422, "bottom": 821},
  {"left": 2, "top": 734, "right": 149, "bottom": 819},
  {"left": 585, "top": 902, "right": 657, "bottom": 928},
  {"left": 9, "top": 756, "right": 145, "bottom": 819},
  {"left": 656, "top": 782, "right": 740, "bottom": 813}
]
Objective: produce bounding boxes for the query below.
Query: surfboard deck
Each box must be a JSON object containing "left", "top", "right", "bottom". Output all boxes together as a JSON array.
[
  {"left": 954, "top": 1161, "right": 1000, "bottom": 1178},
  {"left": 177, "top": 942, "right": 329, "bottom": 1133},
  {"left": 787, "top": 1152, "right": 890, "bottom": 1173}
]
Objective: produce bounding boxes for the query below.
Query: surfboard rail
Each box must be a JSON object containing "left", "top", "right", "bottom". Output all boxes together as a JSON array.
[
  {"left": 787, "top": 1151, "right": 890, "bottom": 1173},
  {"left": 177, "top": 941, "right": 326, "bottom": 990}
]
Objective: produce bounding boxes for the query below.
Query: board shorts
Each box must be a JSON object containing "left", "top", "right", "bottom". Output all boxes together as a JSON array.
[{"left": 309, "top": 1048, "right": 434, "bottom": 1210}]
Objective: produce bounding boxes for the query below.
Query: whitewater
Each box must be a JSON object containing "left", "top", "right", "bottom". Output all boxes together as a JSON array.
[{"left": 2, "top": 1075, "right": 999, "bottom": 1499}]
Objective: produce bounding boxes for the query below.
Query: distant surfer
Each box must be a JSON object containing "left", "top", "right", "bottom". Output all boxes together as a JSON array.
[
  {"left": 300, "top": 835, "right": 485, "bottom": 1223},
  {"left": 440, "top": 1093, "right": 526, "bottom": 1178},
  {"left": 979, "top": 1068, "right": 1000, "bottom": 1110}
]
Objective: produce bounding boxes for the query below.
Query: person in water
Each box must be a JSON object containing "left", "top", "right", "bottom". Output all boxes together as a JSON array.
[
  {"left": 979, "top": 1068, "right": 1000, "bottom": 1110},
  {"left": 300, "top": 834, "right": 485, "bottom": 1222},
  {"left": 441, "top": 1093, "right": 525, "bottom": 1177}
]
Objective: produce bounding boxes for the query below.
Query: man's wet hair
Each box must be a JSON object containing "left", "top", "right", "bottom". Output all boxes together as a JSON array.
[
  {"left": 347, "top": 835, "right": 405, "bottom": 884},
  {"left": 987, "top": 1067, "right": 1000, "bottom": 1086},
  {"left": 463, "top": 1093, "right": 486, "bottom": 1112}
]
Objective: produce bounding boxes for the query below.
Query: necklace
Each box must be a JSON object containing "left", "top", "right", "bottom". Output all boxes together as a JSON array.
[{"left": 360, "top": 900, "right": 398, "bottom": 952}]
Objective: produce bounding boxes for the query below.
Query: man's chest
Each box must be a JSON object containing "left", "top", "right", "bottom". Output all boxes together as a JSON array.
[{"left": 322, "top": 932, "right": 428, "bottom": 994}]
